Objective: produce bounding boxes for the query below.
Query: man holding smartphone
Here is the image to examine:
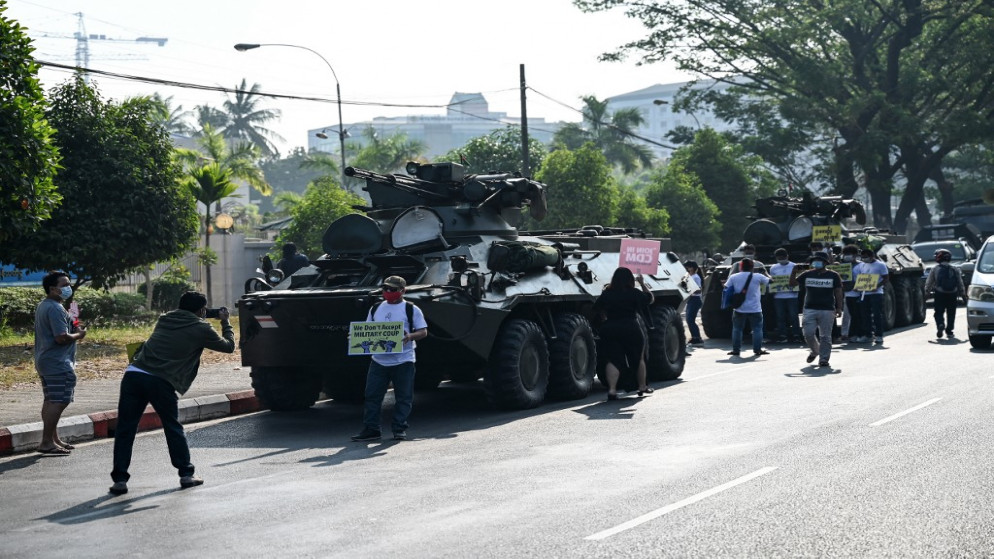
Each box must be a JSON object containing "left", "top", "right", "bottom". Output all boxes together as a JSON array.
[{"left": 109, "top": 291, "right": 234, "bottom": 495}]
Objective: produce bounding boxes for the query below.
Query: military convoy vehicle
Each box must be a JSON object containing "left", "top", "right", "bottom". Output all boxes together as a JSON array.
[
  {"left": 700, "top": 191, "right": 927, "bottom": 338},
  {"left": 237, "top": 162, "right": 694, "bottom": 412}
]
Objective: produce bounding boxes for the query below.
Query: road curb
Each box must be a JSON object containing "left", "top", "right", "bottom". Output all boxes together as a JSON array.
[{"left": 0, "top": 390, "right": 264, "bottom": 456}]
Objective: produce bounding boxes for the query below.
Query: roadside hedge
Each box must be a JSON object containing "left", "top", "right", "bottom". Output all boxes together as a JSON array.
[
  {"left": 0, "top": 287, "right": 155, "bottom": 332},
  {"left": 137, "top": 277, "right": 197, "bottom": 311}
]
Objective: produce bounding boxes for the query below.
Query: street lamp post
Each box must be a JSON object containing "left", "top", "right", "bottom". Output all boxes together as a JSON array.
[{"left": 234, "top": 43, "right": 347, "bottom": 189}]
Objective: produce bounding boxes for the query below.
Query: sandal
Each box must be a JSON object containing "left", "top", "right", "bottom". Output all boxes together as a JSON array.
[
  {"left": 607, "top": 393, "right": 619, "bottom": 401},
  {"left": 637, "top": 387, "right": 654, "bottom": 397},
  {"left": 59, "top": 443, "right": 75, "bottom": 450},
  {"left": 38, "top": 446, "right": 71, "bottom": 455}
]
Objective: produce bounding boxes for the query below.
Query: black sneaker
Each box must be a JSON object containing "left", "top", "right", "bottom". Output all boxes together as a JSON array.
[
  {"left": 688, "top": 338, "right": 703, "bottom": 345},
  {"left": 109, "top": 481, "right": 128, "bottom": 495},
  {"left": 179, "top": 475, "right": 204, "bottom": 489},
  {"left": 351, "top": 428, "right": 382, "bottom": 442},
  {"left": 937, "top": 329, "right": 944, "bottom": 339},
  {"left": 818, "top": 361, "right": 830, "bottom": 367},
  {"left": 393, "top": 431, "right": 407, "bottom": 441},
  {"left": 754, "top": 349, "right": 770, "bottom": 356},
  {"left": 806, "top": 352, "right": 817, "bottom": 364},
  {"left": 727, "top": 351, "right": 740, "bottom": 356},
  {"left": 945, "top": 330, "right": 955, "bottom": 338}
]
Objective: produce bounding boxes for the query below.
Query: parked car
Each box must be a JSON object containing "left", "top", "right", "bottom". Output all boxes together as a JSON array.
[
  {"left": 966, "top": 235, "right": 994, "bottom": 349},
  {"left": 912, "top": 223, "right": 983, "bottom": 297}
]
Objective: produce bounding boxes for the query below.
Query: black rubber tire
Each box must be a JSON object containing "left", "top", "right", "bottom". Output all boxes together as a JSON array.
[
  {"left": 910, "top": 277, "right": 927, "bottom": 324},
  {"left": 646, "top": 305, "right": 685, "bottom": 381},
  {"left": 892, "top": 276, "right": 913, "bottom": 327},
  {"left": 323, "top": 364, "right": 368, "bottom": 404},
  {"left": 547, "top": 313, "right": 597, "bottom": 401},
  {"left": 701, "top": 309, "right": 733, "bottom": 339},
  {"left": 969, "top": 335, "right": 992, "bottom": 349},
  {"left": 484, "top": 319, "right": 550, "bottom": 410},
  {"left": 251, "top": 366, "right": 321, "bottom": 411},
  {"left": 883, "top": 282, "right": 897, "bottom": 331}
]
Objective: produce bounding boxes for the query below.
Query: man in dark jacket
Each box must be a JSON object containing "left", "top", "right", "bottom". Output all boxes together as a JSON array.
[{"left": 109, "top": 291, "right": 235, "bottom": 495}]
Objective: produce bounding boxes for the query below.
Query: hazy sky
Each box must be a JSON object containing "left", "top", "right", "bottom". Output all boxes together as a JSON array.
[{"left": 7, "top": 0, "right": 691, "bottom": 153}]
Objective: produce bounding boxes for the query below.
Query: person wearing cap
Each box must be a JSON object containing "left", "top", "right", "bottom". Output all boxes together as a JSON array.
[
  {"left": 351, "top": 276, "right": 428, "bottom": 442},
  {"left": 852, "top": 248, "right": 890, "bottom": 345},
  {"left": 796, "top": 252, "right": 844, "bottom": 367},
  {"left": 925, "top": 248, "right": 967, "bottom": 338},
  {"left": 684, "top": 261, "right": 704, "bottom": 345}
]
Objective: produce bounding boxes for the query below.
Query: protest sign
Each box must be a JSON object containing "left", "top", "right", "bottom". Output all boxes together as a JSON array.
[
  {"left": 767, "top": 275, "right": 796, "bottom": 294},
  {"left": 854, "top": 273, "right": 880, "bottom": 292},
  {"left": 619, "top": 239, "right": 660, "bottom": 275},
  {"left": 811, "top": 225, "right": 842, "bottom": 244},
  {"left": 348, "top": 321, "right": 404, "bottom": 355},
  {"left": 827, "top": 263, "right": 852, "bottom": 281}
]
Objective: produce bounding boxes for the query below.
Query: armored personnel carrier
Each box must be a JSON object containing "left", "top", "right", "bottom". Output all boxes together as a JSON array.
[
  {"left": 237, "top": 162, "right": 693, "bottom": 411},
  {"left": 700, "top": 191, "right": 927, "bottom": 338}
]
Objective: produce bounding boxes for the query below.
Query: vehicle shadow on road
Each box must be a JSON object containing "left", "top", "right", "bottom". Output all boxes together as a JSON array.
[{"left": 36, "top": 488, "right": 176, "bottom": 525}]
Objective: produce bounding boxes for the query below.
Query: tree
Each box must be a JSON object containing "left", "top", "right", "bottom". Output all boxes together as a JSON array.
[
  {"left": 439, "top": 127, "right": 548, "bottom": 176},
  {"left": 615, "top": 186, "right": 670, "bottom": 237},
  {"left": 194, "top": 104, "right": 229, "bottom": 131},
  {"left": 552, "top": 95, "right": 654, "bottom": 174},
  {"left": 668, "top": 129, "right": 774, "bottom": 252},
  {"left": 0, "top": 76, "right": 199, "bottom": 288},
  {"left": 176, "top": 124, "right": 271, "bottom": 197},
  {"left": 348, "top": 127, "right": 427, "bottom": 173},
  {"left": 535, "top": 144, "right": 619, "bottom": 230},
  {"left": 148, "top": 92, "right": 193, "bottom": 136},
  {"left": 645, "top": 165, "right": 721, "bottom": 254},
  {"left": 259, "top": 147, "right": 324, "bottom": 213},
  {"left": 276, "top": 176, "right": 366, "bottom": 258},
  {"left": 221, "top": 78, "right": 284, "bottom": 157},
  {"left": 182, "top": 163, "right": 239, "bottom": 306},
  {"left": 0, "top": 3, "right": 62, "bottom": 243}
]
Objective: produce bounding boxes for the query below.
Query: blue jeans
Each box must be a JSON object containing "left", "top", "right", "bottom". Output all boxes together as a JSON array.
[
  {"left": 112, "top": 371, "right": 194, "bottom": 482},
  {"left": 685, "top": 296, "right": 702, "bottom": 340},
  {"left": 859, "top": 293, "right": 885, "bottom": 338},
  {"left": 363, "top": 360, "right": 416, "bottom": 433},
  {"left": 731, "top": 311, "right": 764, "bottom": 353},
  {"left": 773, "top": 297, "right": 800, "bottom": 340}
]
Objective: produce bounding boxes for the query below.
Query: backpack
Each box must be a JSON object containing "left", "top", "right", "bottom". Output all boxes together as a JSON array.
[
  {"left": 936, "top": 265, "right": 958, "bottom": 292},
  {"left": 370, "top": 300, "right": 415, "bottom": 331}
]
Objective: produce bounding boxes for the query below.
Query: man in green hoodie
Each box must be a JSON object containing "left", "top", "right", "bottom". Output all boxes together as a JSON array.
[{"left": 109, "top": 291, "right": 235, "bottom": 495}]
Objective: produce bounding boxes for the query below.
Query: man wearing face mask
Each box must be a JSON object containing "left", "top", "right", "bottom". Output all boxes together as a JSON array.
[
  {"left": 352, "top": 276, "right": 428, "bottom": 442},
  {"left": 769, "top": 248, "right": 800, "bottom": 343},
  {"left": 796, "top": 252, "right": 844, "bottom": 367},
  {"left": 109, "top": 291, "right": 234, "bottom": 495},
  {"left": 853, "top": 248, "right": 890, "bottom": 345},
  {"left": 738, "top": 244, "right": 767, "bottom": 273},
  {"left": 34, "top": 271, "right": 87, "bottom": 455},
  {"left": 838, "top": 245, "right": 862, "bottom": 342}
]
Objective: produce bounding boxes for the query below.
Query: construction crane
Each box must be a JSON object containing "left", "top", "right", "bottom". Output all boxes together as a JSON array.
[{"left": 34, "top": 12, "right": 167, "bottom": 82}]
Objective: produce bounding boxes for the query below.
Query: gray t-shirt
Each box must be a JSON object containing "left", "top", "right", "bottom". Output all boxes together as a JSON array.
[{"left": 34, "top": 298, "right": 76, "bottom": 375}]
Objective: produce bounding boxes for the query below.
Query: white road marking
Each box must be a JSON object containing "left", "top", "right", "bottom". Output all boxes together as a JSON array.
[
  {"left": 585, "top": 466, "right": 778, "bottom": 541},
  {"left": 869, "top": 398, "right": 942, "bottom": 427}
]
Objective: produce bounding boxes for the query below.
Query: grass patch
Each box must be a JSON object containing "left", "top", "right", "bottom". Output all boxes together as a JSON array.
[{"left": 0, "top": 319, "right": 241, "bottom": 390}]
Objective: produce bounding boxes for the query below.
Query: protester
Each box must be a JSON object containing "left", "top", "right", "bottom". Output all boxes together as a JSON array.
[
  {"left": 109, "top": 291, "right": 235, "bottom": 495},
  {"left": 925, "top": 248, "right": 967, "bottom": 338},
  {"left": 769, "top": 248, "right": 800, "bottom": 343},
  {"left": 684, "top": 261, "right": 704, "bottom": 345},
  {"left": 854, "top": 248, "right": 890, "bottom": 345},
  {"left": 797, "top": 252, "right": 844, "bottom": 367},
  {"left": 838, "top": 245, "right": 861, "bottom": 343},
  {"left": 591, "top": 267, "right": 655, "bottom": 400},
  {"left": 33, "top": 271, "right": 86, "bottom": 455},
  {"left": 723, "top": 258, "right": 771, "bottom": 357},
  {"left": 276, "top": 242, "right": 310, "bottom": 277},
  {"left": 352, "top": 276, "right": 428, "bottom": 441}
]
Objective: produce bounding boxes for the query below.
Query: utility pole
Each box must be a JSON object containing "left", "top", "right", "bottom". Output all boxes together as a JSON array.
[{"left": 519, "top": 64, "right": 531, "bottom": 178}]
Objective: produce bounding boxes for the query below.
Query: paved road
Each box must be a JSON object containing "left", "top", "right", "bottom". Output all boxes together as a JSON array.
[{"left": 2, "top": 308, "right": 992, "bottom": 557}]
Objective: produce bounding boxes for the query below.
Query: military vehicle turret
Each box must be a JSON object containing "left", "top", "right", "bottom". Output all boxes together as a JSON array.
[
  {"left": 237, "top": 162, "right": 694, "bottom": 412},
  {"left": 700, "top": 191, "right": 927, "bottom": 338}
]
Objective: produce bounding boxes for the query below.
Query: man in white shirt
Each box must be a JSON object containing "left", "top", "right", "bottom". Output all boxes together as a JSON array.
[
  {"left": 769, "top": 248, "right": 800, "bottom": 343},
  {"left": 853, "top": 248, "right": 890, "bottom": 345},
  {"left": 724, "top": 258, "right": 771, "bottom": 357}
]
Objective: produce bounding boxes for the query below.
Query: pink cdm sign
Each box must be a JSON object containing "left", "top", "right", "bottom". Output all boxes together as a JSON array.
[{"left": 619, "top": 239, "right": 660, "bottom": 275}]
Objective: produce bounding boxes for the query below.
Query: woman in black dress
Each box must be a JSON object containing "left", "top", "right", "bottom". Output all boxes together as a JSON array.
[{"left": 592, "top": 267, "right": 655, "bottom": 400}]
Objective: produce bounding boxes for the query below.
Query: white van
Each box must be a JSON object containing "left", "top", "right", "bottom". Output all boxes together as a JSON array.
[{"left": 966, "top": 235, "right": 994, "bottom": 349}]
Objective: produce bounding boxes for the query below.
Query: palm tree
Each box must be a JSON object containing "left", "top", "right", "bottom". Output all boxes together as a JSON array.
[
  {"left": 182, "top": 163, "right": 240, "bottom": 306},
  {"left": 176, "top": 124, "right": 272, "bottom": 197},
  {"left": 148, "top": 93, "right": 194, "bottom": 136},
  {"left": 553, "top": 95, "right": 654, "bottom": 174},
  {"left": 193, "top": 104, "right": 230, "bottom": 132},
  {"left": 221, "top": 78, "right": 284, "bottom": 157},
  {"left": 348, "top": 126, "right": 427, "bottom": 173}
]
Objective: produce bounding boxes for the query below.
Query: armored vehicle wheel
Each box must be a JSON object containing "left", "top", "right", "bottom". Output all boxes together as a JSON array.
[
  {"left": 547, "top": 313, "right": 596, "bottom": 401},
  {"left": 969, "top": 335, "right": 992, "bottom": 349},
  {"left": 910, "top": 277, "right": 926, "bottom": 324},
  {"left": 251, "top": 367, "right": 321, "bottom": 411},
  {"left": 323, "top": 365, "right": 368, "bottom": 404},
  {"left": 882, "top": 283, "right": 896, "bottom": 331},
  {"left": 892, "top": 276, "right": 914, "bottom": 327},
  {"left": 485, "top": 319, "right": 550, "bottom": 410},
  {"left": 647, "top": 306, "right": 685, "bottom": 381},
  {"left": 701, "top": 308, "right": 732, "bottom": 339}
]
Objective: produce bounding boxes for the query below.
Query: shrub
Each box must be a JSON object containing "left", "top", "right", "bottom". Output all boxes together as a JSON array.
[
  {"left": 0, "top": 287, "right": 155, "bottom": 332},
  {"left": 137, "top": 276, "right": 197, "bottom": 311}
]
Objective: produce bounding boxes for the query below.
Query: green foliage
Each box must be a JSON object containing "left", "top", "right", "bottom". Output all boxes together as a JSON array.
[
  {"left": 221, "top": 78, "right": 284, "bottom": 157},
  {"left": 0, "top": 77, "right": 199, "bottom": 289},
  {"left": 0, "top": 2, "right": 62, "bottom": 242},
  {"left": 536, "top": 144, "right": 618, "bottom": 229},
  {"left": 348, "top": 127, "right": 427, "bottom": 173},
  {"left": 943, "top": 145, "right": 994, "bottom": 204},
  {"left": 615, "top": 186, "right": 669, "bottom": 237},
  {"left": 258, "top": 147, "right": 323, "bottom": 214},
  {"left": 439, "top": 127, "right": 547, "bottom": 176},
  {"left": 0, "top": 287, "right": 154, "bottom": 332},
  {"left": 645, "top": 165, "right": 721, "bottom": 254},
  {"left": 276, "top": 176, "right": 367, "bottom": 258},
  {"left": 137, "top": 276, "right": 197, "bottom": 311},
  {"left": 177, "top": 124, "right": 271, "bottom": 196},
  {"left": 552, "top": 95, "right": 654, "bottom": 174}
]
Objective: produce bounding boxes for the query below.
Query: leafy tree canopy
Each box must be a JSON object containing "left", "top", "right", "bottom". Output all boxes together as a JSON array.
[
  {"left": 0, "top": 2, "right": 62, "bottom": 242},
  {"left": 275, "top": 176, "right": 366, "bottom": 259},
  {"left": 552, "top": 95, "right": 654, "bottom": 174},
  {"left": 221, "top": 78, "right": 284, "bottom": 157},
  {"left": 615, "top": 186, "right": 669, "bottom": 238},
  {"left": 0, "top": 76, "right": 199, "bottom": 288},
  {"left": 645, "top": 165, "right": 721, "bottom": 254},
  {"left": 259, "top": 147, "right": 324, "bottom": 214},
  {"left": 535, "top": 143, "right": 619, "bottom": 230},
  {"left": 439, "top": 127, "right": 547, "bottom": 176}
]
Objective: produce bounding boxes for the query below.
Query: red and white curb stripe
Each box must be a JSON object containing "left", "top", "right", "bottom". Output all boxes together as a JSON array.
[{"left": 0, "top": 390, "right": 263, "bottom": 455}]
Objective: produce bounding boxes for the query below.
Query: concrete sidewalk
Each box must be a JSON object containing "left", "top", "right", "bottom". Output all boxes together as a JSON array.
[{"left": 0, "top": 362, "right": 260, "bottom": 455}]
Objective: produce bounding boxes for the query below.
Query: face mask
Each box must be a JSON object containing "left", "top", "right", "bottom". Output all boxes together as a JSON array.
[
  {"left": 842, "top": 255, "right": 854, "bottom": 262},
  {"left": 59, "top": 286, "right": 73, "bottom": 299},
  {"left": 862, "top": 257, "right": 873, "bottom": 263},
  {"left": 777, "top": 259, "right": 789, "bottom": 265},
  {"left": 743, "top": 253, "right": 755, "bottom": 258},
  {"left": 811, "top": 261, "right": 825, "bottom": 269},
  {"left": 383, "top": 290, "right": 402, "bottom": 303}
]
